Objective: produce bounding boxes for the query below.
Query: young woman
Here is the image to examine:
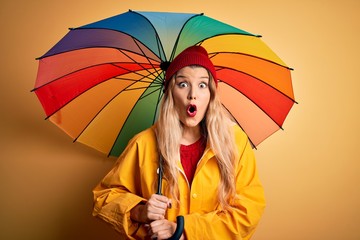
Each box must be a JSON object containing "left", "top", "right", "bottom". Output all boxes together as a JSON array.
[{"left": 92, "top": 46, "right": 265, "bottom": 239}]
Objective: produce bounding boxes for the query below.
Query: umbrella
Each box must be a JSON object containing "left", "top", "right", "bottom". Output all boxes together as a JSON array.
[{"left": 33, "top": 10, "right": 296, "bottom": 157}]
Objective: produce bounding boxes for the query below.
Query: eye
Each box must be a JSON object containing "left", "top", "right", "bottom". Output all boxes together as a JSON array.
[
  {"left": 199, "top": 82, "right": 208, "bottom": 88},
  {"left": 178, "top": 82, "right": 188, "bottom": 88}
]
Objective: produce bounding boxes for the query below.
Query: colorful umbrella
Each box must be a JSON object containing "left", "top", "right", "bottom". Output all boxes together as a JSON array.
[{"left": 33, "top": 10, "right": 296, "bottom": 157}]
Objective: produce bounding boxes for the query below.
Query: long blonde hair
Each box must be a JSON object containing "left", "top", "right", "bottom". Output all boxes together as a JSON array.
[{"left": 155, "top": 67, "right": 238, "bottom": 209}]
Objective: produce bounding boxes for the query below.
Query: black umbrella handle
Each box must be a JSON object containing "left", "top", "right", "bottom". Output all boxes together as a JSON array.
[
  {"left": 157, "top": 156, "right": 184, "bottom": 240},
  {"left": 168, "top": 215, "right": 184, "bottom": 240}
]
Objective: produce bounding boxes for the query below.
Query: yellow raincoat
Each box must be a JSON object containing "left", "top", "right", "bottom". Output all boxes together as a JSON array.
[{"left": 93, "top": 125, "right": 265, "bottom": 239}]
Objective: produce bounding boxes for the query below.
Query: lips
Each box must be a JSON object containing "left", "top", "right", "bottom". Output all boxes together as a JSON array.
[{"left": 187, "top": 104, "right": 197, "bottom": 117}]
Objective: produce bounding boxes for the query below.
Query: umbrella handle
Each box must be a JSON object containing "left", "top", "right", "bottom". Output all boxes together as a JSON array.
[
  {"left": 167, "top": 215, "right": 184, "bottom": 240},
  {"left": 157, "top": 156, "right": 184, "bottom": 240}
]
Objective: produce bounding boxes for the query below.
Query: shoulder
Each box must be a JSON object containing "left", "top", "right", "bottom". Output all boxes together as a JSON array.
[
  {"left": 232, "top": 124, "right": 248, "bottom": 141},
  {"left": 133, "top": 127, "right": 156, "bottom": 140},
  {"left": 129, "top": 127, "right": 157, "bottom": 147},
  {"left": 119, "top": 127, "right": 157, "bottom": 158}
]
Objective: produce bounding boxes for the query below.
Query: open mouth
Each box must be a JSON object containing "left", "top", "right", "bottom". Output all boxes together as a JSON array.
[{"left": 187, "top": 104, "right": 197, "bottom": 117}]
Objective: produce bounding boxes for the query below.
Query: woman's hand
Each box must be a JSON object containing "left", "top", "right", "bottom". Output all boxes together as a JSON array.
[
  {"left": 130, "top": 194, "right": 171, "bottom": 223},
  {"left": 149, "top": 219, "right": 185, "bottom": 240}
]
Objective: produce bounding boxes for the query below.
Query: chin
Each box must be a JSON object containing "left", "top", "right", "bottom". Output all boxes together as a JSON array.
[{"left": 182, "top": 119, "right": 201, "bottom": 128}]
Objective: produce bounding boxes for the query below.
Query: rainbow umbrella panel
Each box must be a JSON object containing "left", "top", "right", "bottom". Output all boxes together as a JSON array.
[{"left": 34, "top": 10, "right": 296, "bottom": 157}]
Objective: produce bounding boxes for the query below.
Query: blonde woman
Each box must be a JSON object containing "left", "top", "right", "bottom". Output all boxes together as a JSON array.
[{"left": 93, "top": 46, "right": 265, "bottom": 240}]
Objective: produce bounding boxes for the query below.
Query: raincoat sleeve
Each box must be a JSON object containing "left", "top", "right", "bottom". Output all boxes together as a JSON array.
[
  {"left": 92, "top": 133, "right": 153, "bottom": 238},
  {"left": 183, "top": 126, "right": 266, "bottom": 240}
]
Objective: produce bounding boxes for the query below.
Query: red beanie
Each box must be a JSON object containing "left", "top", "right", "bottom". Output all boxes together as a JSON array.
[{"left": 164, "top": 45, "right": 217, "bottom": 90}]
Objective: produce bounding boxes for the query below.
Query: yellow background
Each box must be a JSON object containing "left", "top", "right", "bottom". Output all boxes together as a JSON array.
[{"left": 1, "top": 0, "right": 359, "bottom": 239}]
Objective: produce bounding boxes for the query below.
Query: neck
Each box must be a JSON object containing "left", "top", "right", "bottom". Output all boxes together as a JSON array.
[{"left": 181, "top": 125, "right": 201, "bottom": 145}]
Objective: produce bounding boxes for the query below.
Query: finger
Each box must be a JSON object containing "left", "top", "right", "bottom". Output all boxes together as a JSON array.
[
  {"left": 149, "top": 201, "right": 168, "bottom": 211},
  {"left": 147, "top": 212, "right": 165, "bottom": 221},
  {"left": 146, "top": 195, "right": 171, "bottom": 220},
  {"left": 151, "top": 222, "right": 174, "bottom": 240},
  {"left": 151, "top": 194, "right": 170, "bottom": 204},
  {"left": 147, "top": 203, "right": 167, "bottom": 217},
  {"left": 150, "top": 220, "right": 173, "bottom": 233},
  {"left": 147, "top": 200, "right": 168, "bottom": 216},
  {"left": 156, "top": 230, "right": 173, "bottom": 240},
  {"left": 150, "top": 219, "right": 163, "bottom": 228}
]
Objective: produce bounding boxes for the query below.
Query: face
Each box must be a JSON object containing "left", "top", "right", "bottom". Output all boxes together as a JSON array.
[{"left": 172, "top": 66, "right": 211, "bottom": 130}]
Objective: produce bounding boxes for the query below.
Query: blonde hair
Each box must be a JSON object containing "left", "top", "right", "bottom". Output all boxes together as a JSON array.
[{"left": 155, "top": 66, "right": 238, "bottom": 209}]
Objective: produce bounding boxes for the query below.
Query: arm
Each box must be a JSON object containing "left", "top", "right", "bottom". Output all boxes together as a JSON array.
[
  {"left": 92, "top": 141, "right": 146, "bottom": 237},
  {"left": 92, "top": 184, "right": 145, "bottom": 236},
  {"left": 92, "top": 130, "right": 160, "bottom": 238}
]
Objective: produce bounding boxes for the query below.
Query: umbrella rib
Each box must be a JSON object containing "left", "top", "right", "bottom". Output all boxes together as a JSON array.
[
  {"left": 120, "top": 84, "right": 162, "bottom": 93},
  {"left": 110, "top": 63, "right": 162, "bottom": 85},
  {"left": 112, "top": 62, "right": 164, "bottom": 86},
  {"left": 44, "top": 67, "right": 158, "bottom": 121},
  {"left": 127, "top": 10, "right": 172, "bottom": 92},
  {"left": 170, "top": 18, "right": 259, "bottom": 62},
  {"left": 32, "top": 60, "right": 157, "bottom": 91},
  {"left": 107, "top": 103, "right": 136, "bottom": 157},
  {"left": 37, "top": 20, "right": 168, "bottom": 61},
  {"left": 118, "top": 48, "right": 160, "bottom": 79},
  {"left": 206, "top": 49, "right": 293, "bottom": 70},
  {"left": 155, "top": 32, "right": 166, "bottom": 62},
  {"left": 138, "top": 85, "right": 163, "bottom": 100},
  {"left": 114, "top": 76, "right": 162, "bottom": 86},
  {"left": 195, "top": 33, "right": 262, "bottom": 53},
  {"left": 130, "top": 11, "right": 167, "bottom": 62},
  {"left": 169, "top": 13, "right": 204, "bottom": 61},
  {"left": 114, "top": 76, "right": 153, "bottom": 83},
  {"left": 37, "top": 42, "right": 162, "bottom": 61},
  {"left": 216, "top": 64, "right": 296, "bottom": 104},
  {"left": 72, "top": 71, "right": 158, "bottom": 143},
  {"left": 120, "top": 71, "right": 163, "bottom": 90},
  {"left": 107, "top": 77, "right": 164, "bottom": 157},
  {"left": 218, "top": 76, "right": 289, "bottom": 130},
  {"left": 131, "top": 36, "right": 164, "bottom": 78}
]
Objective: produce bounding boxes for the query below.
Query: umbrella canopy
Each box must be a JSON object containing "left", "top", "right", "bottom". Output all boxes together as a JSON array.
[{"left": 33, "top": 10, "right": 296, "bottom": 157}]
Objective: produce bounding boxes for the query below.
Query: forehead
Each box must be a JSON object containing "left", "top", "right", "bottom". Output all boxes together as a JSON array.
[{"left": 175, "top": 66, "right": 209, "bottom": 77}]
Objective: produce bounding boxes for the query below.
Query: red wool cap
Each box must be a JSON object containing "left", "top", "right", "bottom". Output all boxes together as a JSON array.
[{"left": 164, "top": 45, "right": 217, "bottom": 90}]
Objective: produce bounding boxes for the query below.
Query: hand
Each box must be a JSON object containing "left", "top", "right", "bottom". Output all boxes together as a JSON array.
[
  {"left": 149, "top": 219, "right": 177, "bottom": 240},
  {"left": 130, "top": 194, "right": 171, "bottom": 223}
]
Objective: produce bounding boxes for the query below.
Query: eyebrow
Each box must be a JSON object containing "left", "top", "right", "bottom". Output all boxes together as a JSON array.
[
  {"left": 175, "top": 75, "right": 186, "bottom": 79},
  {"left": 175, "top": 75, "right": 209, "bottom": 79}
]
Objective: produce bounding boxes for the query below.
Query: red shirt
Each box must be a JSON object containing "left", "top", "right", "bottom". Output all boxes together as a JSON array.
[{"left": 180, "top": 137, "right": 206, "bottom": 185}]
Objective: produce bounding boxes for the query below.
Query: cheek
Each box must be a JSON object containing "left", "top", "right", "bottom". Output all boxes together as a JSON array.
[
  {"left": 200, "top": 92, "right": 211, "bottom": 108},
  {"left": 203, "top": 100, "right": 210, "bottom": 112},
  {"left": 172, "top": 92, "right": 185, "bottom": 110}
]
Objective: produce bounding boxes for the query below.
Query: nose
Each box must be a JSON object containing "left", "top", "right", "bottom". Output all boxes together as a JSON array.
[{"left": 187, "top": 87, "right": 196, "bottom": 100}]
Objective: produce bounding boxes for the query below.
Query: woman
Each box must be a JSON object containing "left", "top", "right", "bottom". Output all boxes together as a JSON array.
[{"left": 92, "top": 46, "right": 265, "bottom": 239}]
